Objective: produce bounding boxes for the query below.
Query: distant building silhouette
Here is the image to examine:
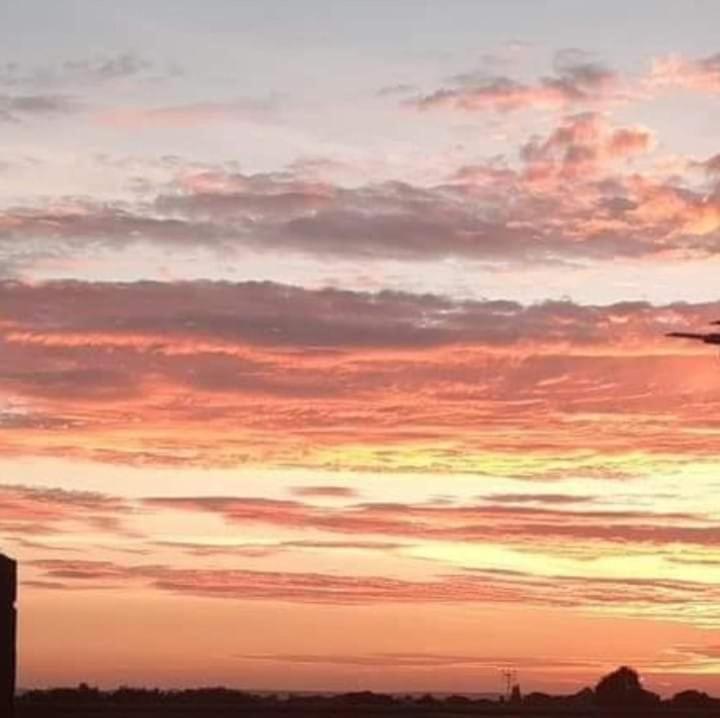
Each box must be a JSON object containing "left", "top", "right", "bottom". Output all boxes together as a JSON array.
[{"left": 1, "top": 554, "right": 16, "bottom": 718}]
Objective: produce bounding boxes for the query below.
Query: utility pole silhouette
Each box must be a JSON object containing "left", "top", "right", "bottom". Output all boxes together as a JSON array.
[
  {"left": 500, "top": 669, "right": 517, "bottom": 701},
  {"left": 1, "top": 553, "right": 16, "bottom": 718}
]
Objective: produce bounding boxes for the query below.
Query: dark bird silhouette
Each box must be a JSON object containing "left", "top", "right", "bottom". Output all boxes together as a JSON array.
[{"left": 667, "top": 320, "right": 720, "bottom": 345}]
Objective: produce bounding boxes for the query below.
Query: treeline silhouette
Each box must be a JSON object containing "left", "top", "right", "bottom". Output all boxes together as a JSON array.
[{"left": 15, "top": 667, "right": 720, "bottom": 717}]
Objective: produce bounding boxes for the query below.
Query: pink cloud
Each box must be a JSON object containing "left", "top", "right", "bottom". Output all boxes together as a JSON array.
[
  {"left": 650, "top": 53, "right": 720, "bottom": 93},
  {"left": 27, "top": 558, "right": 720, "bottom": 623},
  {"left": 0, "top": 484, "right": 131, "bottom": 536},
  {"left": 0, "top": 115, "right": 717, "bottom": 269},
  {"left": 520, "top": 113, "right": 654, "bottom": 186},
  {"left": 143, "top": 494, "right": 717, "bottom": 553},
  {"left": 408, "top": 55, "right": 625, "bottom": 113}
]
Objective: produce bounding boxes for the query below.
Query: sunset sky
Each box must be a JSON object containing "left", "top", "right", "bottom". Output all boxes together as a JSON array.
[{"left": 3, "top": 0, "right": 720, "bottom": 697}]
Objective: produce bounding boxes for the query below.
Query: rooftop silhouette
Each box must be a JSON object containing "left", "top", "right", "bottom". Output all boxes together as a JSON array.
[
  {"left": 667, "top": 319, "right": 720, "bottom": 346},
  {"left": 1, "top": 553, "right": 16, "bottom": 718}
]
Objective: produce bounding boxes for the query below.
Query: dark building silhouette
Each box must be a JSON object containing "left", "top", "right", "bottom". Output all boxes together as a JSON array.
[{"left": 0, "top": 554, "right": 16, "bottom": 718}]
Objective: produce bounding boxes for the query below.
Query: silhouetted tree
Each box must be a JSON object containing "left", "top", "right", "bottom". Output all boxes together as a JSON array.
[
  {"left": 571, "top": 687, "right": 594, "bottom": 704},
  {"left": 595, "top": 666, "right": 660, "bottom": 710},
  {"left": 523, "top": 691, "right": 553, "bottom": 706},
  {"left": 671, "top": 689, "right": 715, "bottom": 708}
]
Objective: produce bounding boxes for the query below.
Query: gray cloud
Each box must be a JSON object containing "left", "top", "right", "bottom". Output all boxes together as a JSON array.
[
  {"left": 0, "top": 53, "right": 166, "bottom": 88},
  {"left": 0, "top": 279, "right": 713, "bottom": 351},
  {"left": 0, "top": 93, "right": 78, "bottom": 122}
]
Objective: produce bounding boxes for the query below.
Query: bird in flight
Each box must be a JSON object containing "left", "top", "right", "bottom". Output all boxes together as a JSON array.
[{"left": 667, "top": 321, "right": 720, "bottom": 345}]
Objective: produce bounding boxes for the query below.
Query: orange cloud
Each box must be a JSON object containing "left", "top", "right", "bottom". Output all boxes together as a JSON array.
[
  {"left": 1, "top": 280, "right": 720, "bottom": 472},
  {"left": 95, "top": 98, "right": 278, "bottom": 129},
  {"left": 25, "top": 558, "right": 720, "bottom": 624}
]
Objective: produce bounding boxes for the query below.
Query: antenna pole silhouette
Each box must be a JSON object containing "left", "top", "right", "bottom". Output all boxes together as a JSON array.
[{"left": 501, "top": 669, "right": 516, "bottom": 701}]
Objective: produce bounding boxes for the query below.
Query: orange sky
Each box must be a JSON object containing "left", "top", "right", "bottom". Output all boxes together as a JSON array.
[
  {"left": 3, "top": 0, "right": 720, "bottom": 697},
  {"left": 4, "top": 299, "right": 720, "bottom": 694}
]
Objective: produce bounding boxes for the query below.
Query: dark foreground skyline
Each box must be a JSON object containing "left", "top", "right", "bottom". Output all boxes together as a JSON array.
[{"left": 14, "top": 667, "right": 720, "bottom": 717}]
